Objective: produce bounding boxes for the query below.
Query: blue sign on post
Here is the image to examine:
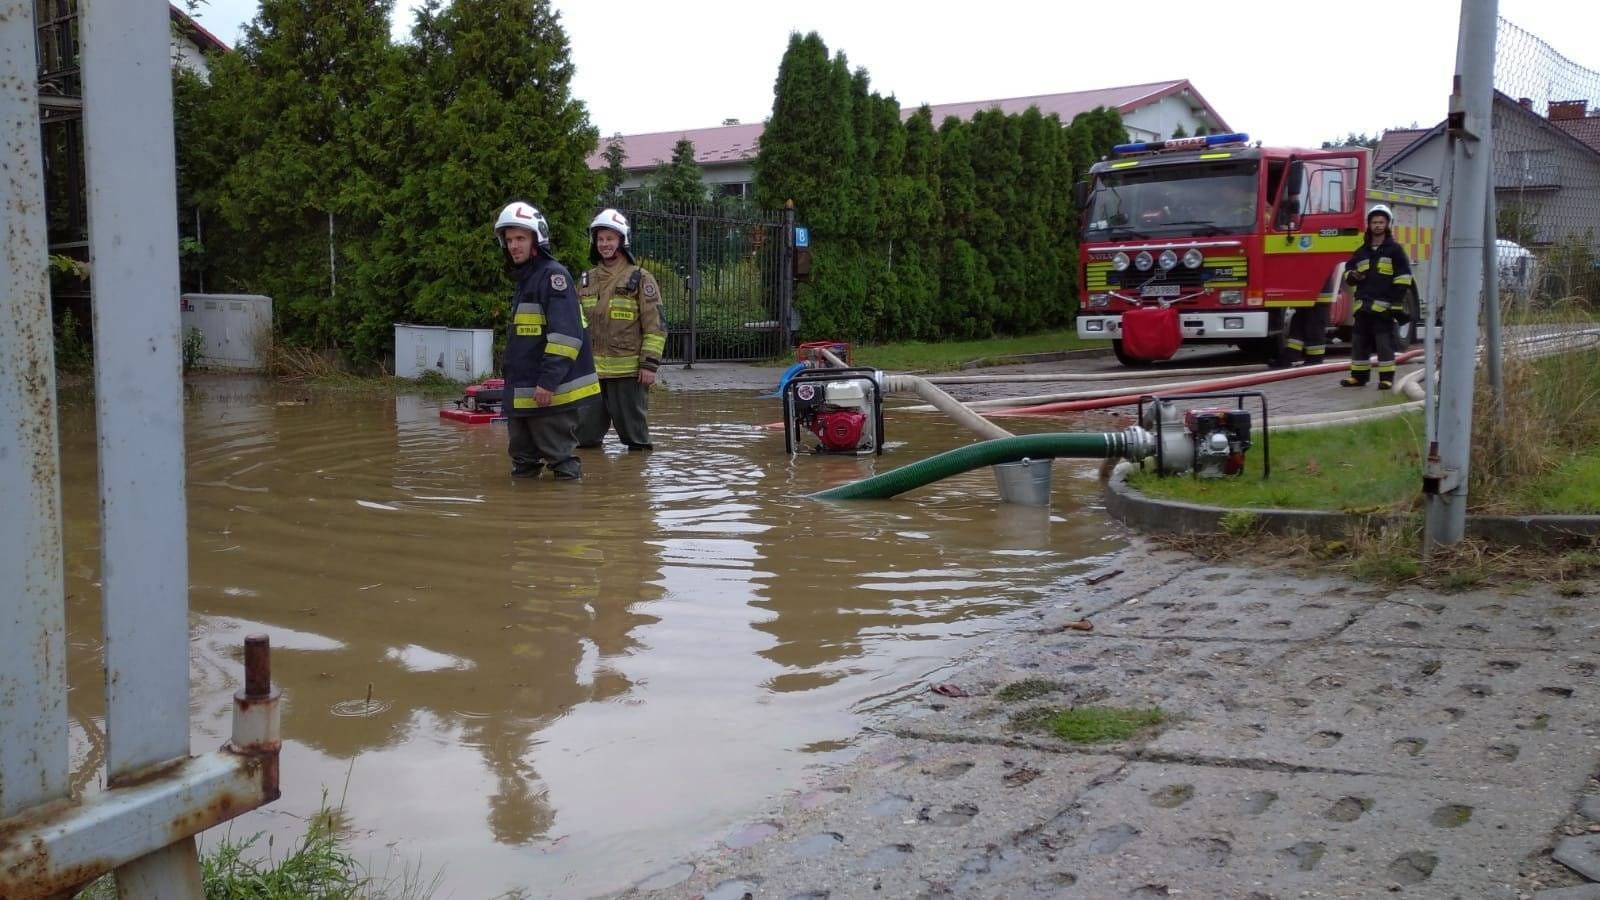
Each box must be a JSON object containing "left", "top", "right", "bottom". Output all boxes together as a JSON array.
[{"left": 795, "top": 226, "right": 810, "bottom": 248}]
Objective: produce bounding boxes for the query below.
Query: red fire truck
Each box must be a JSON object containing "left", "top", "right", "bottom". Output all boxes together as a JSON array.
[{"left": 1073, "top": 133, "right": 1438, "bottom": 367}]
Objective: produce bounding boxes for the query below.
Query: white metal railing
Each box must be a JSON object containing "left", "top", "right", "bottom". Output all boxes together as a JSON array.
[{"left": 0, "top": 2, "right": 280, "bottom": 897}]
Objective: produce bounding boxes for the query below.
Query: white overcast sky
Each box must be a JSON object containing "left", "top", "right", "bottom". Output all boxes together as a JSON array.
[{"left": 189, "top": 0, "right": 1599, "bottom": 148}]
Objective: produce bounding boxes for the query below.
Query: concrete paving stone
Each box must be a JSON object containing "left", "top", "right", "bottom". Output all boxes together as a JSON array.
[
  {"left": 1087, "top": 574, "right": 1368, "bottom": 643},
  {"left": 1147, "top": 644, "right": 1600, "bottom": 790},
  {"left": 1556, "top": 834, "right": 1600, "bottom": 883},
  {"left": 655, "top": 738, "right": 1125, "bottom": 899},
  {"left": 1042, "top": 761, "right": 1559, "bottom": 898},
  {"left": 1535, "top": 886, "right": 1600, "bottom": 899},
  {"left": 1582, "top": 794, "right": 1600, "bottom": 821},
  {"left": 898, "top": 636, "right": 1297, "bottom": 746},
  {"left": 1336, "top": 585, "right": 1600, "bottom": 653}
]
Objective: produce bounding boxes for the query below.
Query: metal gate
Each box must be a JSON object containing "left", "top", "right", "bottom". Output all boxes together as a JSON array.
[{"left": 601, "top": 202, "right": 795, "bottom": 364}]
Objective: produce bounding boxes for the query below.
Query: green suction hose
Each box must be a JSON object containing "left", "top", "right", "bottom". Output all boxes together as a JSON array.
[{"left": 808, "top": 431, "right": 1151, "bottom": 501}]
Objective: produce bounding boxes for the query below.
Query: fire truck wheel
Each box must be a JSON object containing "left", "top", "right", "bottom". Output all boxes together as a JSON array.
[
  {"left": 1402, "top": 289, "right": 1422, "bottom": 344},
  {"left": 1111, "top": 339, "right": 1154, "bottom": 368}
]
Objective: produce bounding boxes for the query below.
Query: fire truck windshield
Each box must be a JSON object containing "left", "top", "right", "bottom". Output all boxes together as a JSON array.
[{"left": 1084, "top": 160, "right": 1260, "bottom": 241}]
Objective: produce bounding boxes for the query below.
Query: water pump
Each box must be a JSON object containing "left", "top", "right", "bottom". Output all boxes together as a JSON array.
[
  {"left": 783, "top": 367, "right": 885, "bottom": 455},
  {"left": 1138, "top": 391, "right": 1269, "bottom": 479}
]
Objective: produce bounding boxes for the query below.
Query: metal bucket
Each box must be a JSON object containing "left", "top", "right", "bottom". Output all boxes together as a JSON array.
[{"left": 992, "top": 457, "right": 1053, "bottom": 507}]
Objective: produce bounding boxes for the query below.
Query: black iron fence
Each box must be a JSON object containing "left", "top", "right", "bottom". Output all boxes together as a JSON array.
[{"left": 598, "top": 200, "right": 795, "bottom": 364}]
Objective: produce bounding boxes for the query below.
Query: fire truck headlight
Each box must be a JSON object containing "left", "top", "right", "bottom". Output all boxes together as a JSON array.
[
  {"left": 1218, "top": 290, "right": 1243, "bottom": 305},
  {"left": 1085, "top": 319, "right": 1106, "bottom": 332},
  {"left": 1158, "top": 249, "right": 1178, "bottom": 270},
  {"left": 1134, "top": 251, "right": 1154, "bottom": 271},
  {"left": 1183, "top": 248, "right": 1204, "bottom": 269},
  {"left": 1089, "top": 293, "right": 1110, "bottom": 308},
  {"left": 1111, "top": 252, "right": 1130, "bottom": 271}
]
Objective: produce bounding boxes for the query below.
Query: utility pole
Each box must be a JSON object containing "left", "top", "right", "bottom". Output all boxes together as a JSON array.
[{"left": 1424, "top": 0, "right": 1498, "bottom": 547}]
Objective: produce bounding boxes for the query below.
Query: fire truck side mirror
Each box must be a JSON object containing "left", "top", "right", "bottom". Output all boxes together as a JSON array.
[
  {"left": 1274, "top": 197, "right": 1301, "bottom": 231},
  {"left": 1073, "top": 180, "right": 1089, "bottom": 210},
  {"left": 1285, "top": 159, "right": 1305, "bottom": 198}
]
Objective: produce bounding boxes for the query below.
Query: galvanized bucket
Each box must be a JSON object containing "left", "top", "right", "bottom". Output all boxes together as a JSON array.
[{"left": 992, "top": 457, "right": 1053, "bottom": 507}]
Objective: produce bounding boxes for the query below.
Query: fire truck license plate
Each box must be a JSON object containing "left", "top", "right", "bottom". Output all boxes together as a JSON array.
[{"left": 1141, "top": 285, "right": 1181, "bottom": 297}]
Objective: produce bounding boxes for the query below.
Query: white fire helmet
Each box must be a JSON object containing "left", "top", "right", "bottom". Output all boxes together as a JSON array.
[
  {"left": 494, "top": 201, "right": 552, "bottom": 251},
  {"left": 1367, "top": 204, "right": 1393, "bottom": 225},
  {"left": 588, "top": 208, "right": 635, "bottom": 264}
]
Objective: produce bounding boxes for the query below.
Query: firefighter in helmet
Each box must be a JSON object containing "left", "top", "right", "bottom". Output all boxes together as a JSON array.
[
  {"left": 494, "top": 201, "right": 600, "bottom": 479},
  {"left": 576, "top": 209, "right": 667, "bottom": 451},
  {"left": 1340, "top": 204, "right": 1413, "bottom": 390}
]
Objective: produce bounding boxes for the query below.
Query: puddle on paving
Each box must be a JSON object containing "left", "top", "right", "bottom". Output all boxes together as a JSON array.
[{"left": 56, "top": 378, "right": 1125, "bottom": 897}]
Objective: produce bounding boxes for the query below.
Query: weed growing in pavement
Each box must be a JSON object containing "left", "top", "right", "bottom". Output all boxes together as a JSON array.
[
  {"left": 1009, "top": 706, "right": 1167, "bottom": 743},
  {"left": 994, "top": 678, "right": 1068, "bottom": 703},
  {"left": 1220, "top": 510, "right": 1259, "bottom": 538}
]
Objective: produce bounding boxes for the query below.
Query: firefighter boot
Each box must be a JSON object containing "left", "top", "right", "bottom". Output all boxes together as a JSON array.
[
  {"left": 1340, "top": 372, "right": 1369, "bottom": 387},
  {"left": 1377, "top": 378, "right": 1395, "bottom": 391},
  {"left": 511, "top": 463, "right": 544, "bottom": 479}
]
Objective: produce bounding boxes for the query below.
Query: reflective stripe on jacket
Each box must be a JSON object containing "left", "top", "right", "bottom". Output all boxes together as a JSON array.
[
  {"left": 1344, "top": 235, "right": 1414, "bottom": 315},
  {"left": 503, "top": 255, "right": 600, "bottom": 416}
]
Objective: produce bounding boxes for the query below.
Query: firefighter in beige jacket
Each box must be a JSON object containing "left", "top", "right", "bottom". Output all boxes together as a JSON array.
[{"left": 576, "top": 209, "right": 666, "bottom": 450}]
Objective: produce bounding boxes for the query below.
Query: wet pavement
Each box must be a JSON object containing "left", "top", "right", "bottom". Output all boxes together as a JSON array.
[
  {"left": 659, "top": 542, "right": 1600, "bottom": 899},
  {"left": 57, "top": 377, "right": 1129, "bottom": 898}
]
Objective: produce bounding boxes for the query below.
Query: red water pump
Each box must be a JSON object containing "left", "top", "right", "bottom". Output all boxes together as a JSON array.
[{"left": 783, "top": 368, "right": 885, "bottom": 455}]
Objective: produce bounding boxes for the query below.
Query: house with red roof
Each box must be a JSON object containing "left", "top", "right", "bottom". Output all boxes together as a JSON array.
[{"left": 591, "top": 79, "right": 1230, "bottom": 200}]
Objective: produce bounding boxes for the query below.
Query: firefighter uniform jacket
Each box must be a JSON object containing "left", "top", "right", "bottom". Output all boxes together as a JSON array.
[
  {"left": 1343, "top": 236, "right": 1415, "bottom": 317},
  {"left": 579, "top": 262, "right": 667, "bottom": 378},
  {"left": 502, "top": 255, "right": 600, "bottom": 416}
]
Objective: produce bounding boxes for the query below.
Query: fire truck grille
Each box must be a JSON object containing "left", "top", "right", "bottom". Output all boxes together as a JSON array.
[{"left": 1086, "top": 255, "right": 1248, "bottom": 295}]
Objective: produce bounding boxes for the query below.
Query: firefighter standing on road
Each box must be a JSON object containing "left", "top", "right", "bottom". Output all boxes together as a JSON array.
[
  {"left": 1340, "top": 204, "right": 1413, "bottom": 390},
  {"left": 577, "top": 209, "right": 666, "bottom": 451},
  {"left": 495, "top": 201, "right": 600, "bottom": 479}
]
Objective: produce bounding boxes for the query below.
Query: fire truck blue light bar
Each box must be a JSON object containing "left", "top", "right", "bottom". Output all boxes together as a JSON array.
[{"left": 1111, "top": 132, "right": 1251, "bottom": 156}]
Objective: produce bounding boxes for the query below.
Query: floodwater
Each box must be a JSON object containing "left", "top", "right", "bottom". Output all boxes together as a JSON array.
[{"left": 57, "top": 377, "right": 1126, "bottom": 898}]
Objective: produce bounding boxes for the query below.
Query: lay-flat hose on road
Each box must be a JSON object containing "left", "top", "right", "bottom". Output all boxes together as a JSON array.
[{"left": 808, "top": 432, "right": 1136, "bottom": 501}]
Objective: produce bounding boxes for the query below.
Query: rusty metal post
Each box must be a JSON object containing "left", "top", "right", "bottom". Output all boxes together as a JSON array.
[
  {"left": 231, "top": 636, "right": 283, "bottom": 803},
  {"left": 0, "top": 0, "right": 70, "bottom": 821},
  {"left": 80, "top": 1, "right": 201, "bottom": 894},
  {"left": 0, "top": 634, "right": 283, "bottom": 897}
]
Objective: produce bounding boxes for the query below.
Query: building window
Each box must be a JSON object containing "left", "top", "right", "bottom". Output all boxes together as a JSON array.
[{"left": 719, "top": 182, "right": 750, "bottom": 200}]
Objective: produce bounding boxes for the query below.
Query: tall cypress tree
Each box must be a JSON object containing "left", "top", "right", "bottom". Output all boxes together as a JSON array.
[
  {"left": 891, "top": 106, "right": 942, "bottom": 340},
  {"left": 193, "top": 0, "right": 397, "bottom": 351},
  {"left": 648, "top": 138, "right": 708, "bottom": 208},
  {"left": 755, "top": 32, "right": 854, "bottom": 235},
  {"left": 600, "top": 136, "right": 629, "bottom": 205},
  {"left": 967, "top": 109, "right": 1023, "bottom": 334},
  {"left": 389, "top": 0, "right": 599, "bottom": 333},
  {"left": 936, "top": 117, "right": 993, "bottom": 339}
]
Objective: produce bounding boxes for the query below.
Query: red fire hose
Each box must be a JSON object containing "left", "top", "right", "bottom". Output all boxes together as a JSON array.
[{"left": 985, "top": 349, "right": 1425, "bottom": 417}]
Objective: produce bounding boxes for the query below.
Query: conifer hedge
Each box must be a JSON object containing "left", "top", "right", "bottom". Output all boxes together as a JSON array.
[{"left": 754, "top": 32, "right": 1125, "bottom": 342}]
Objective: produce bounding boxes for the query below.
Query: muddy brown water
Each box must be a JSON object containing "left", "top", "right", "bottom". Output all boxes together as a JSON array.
[{"left": 58, "top": 377, "right": 1124, "bottom": 898}]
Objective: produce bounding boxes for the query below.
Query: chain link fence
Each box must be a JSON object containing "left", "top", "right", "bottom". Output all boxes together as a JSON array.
[{"left": 1493, "top": 19, "right": 1600, "bottom": 307}]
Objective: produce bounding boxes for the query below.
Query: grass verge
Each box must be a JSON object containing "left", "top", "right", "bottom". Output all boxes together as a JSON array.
[
  {"left": 1011, "top": 706, "right": 1167, "bottom": 743},
  {"left": 75, "top": 795, "right": 439, "bottom": 899},
  {"left": 1127, "top": 413, "right": 1426, "bottom": 514}
]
